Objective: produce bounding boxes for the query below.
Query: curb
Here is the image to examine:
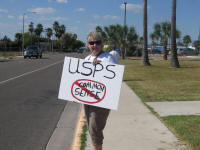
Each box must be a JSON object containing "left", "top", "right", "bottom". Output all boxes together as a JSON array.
[{"left": 71, "top": 106, "right": 85, "bottom": 150}]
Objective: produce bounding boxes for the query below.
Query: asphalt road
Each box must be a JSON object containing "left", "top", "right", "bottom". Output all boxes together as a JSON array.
[{"left": 0, "top": 52, "right": 88, "bottom": 150}]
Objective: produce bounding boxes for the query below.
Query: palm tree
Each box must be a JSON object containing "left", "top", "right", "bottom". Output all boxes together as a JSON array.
[
  {"left": 45, "top": 28, "right": 53, "bottom": 51},
  {"left": 60, "top": 24, "right": 66, "bottom": 36},
  {"left": 53, "top": 21, "right": 66, "bottom": 39},
  {"left": 104, "top": 25, "right": 122, "bottom": 49},
  {"left": 28, "top": 22, "right": 34, "bottom": 45},
  {"left": 60, "top": 33, "right": 77, "bottom": 51},
  {"left": 96, "top": 25, "right": 124, "bottom": 55},
  {"left": 96, "top": 26, "right": 107, "bottom": 42},
  {"left": 108, "top": 24, "right": 125, "bottom": 59},
  {"left": 59, "top": 24, "right": 66, "bottom": 50},
  {"left": 15, "top": 33, "right": 22, "bottom": 50},
  {"left": 162, "top": 22, "right": 171, "bottom": 60},
  {"left": 45, "top": 28, "right": 53, "bottom": 39},
  {"left": 53, "top": 21, "right": 60, "bottom": 39},
  {"left": 96, "top": 24, "right": 138, "bottom": 59},
  {"left": 151, "top": 22, "right": 171, "bottom": 60},
  {"left": 170, "top": 0, "right": 180, "bottom": 68},
  {"left": 183, "top": 35, "right": 191, "bottom": 47},
  {"left": 127, "top": 27, "right": 138, "bottom": 43},
  {"left": 142, "top": 0, "right": 151, "bottom": 65},
  {"left": 34, "top": 23, "right": 43, "bottom": 46},
  {"left": 193, "top": 40, "right": 200, "bottom": 54},
  {"left": 150, "top": 33, "right": 159, "bottom": 50},
  {"left": 28, "top": 22, "right": 34, "bottom": 34}
]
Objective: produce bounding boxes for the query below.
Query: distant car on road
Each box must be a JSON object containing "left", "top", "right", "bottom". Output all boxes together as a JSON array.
[
  {"left": 77, "top": 47, "right": 87, "bottom": 53},
  {"left": 24, "top": 46, "right": 43, "bottom": 59},
  {"left": 177, "top": 48, "right": 197, "bottom": 56}
]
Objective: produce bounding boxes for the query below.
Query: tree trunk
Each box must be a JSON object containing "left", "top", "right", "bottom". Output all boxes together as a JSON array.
[
  {"left": 142, "top": 0, "right": 151, "bottom": 66},
  {"left": 121, "top": 45, "right": 125, "bottom": 59},
  {"left": 170, "top": 0, "right": 180, "bottom": 68},
  {"left": 31, "top": 33, "right": 33, "bottom": 45},
  {"left": 163, "top": 41, "right": 168, "bottom": 60},
  {"left": 122, "top": 49, "right": 125, "bottom": 59}
]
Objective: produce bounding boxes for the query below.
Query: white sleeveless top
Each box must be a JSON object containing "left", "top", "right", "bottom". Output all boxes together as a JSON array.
[{"left": 85, "top": 52, "right": 118, "bottom": 64}]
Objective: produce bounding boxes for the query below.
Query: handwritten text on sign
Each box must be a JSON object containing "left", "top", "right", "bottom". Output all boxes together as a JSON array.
[{"left": 58, "top": 57, "right": 124, "bottom": 110}]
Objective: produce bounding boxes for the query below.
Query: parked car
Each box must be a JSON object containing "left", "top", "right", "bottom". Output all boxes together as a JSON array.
[
  {"left": 151, "top": 49, "right": 162, "bottom": 54},
  {"left": 24, "top": 46, "right": 43, "bottom": 59},
  {"left": 177, "top": 48, "right": 197, "bottom": 56},
  {"left": 77, "top": 47, "right": 87, "bottom": 53}
]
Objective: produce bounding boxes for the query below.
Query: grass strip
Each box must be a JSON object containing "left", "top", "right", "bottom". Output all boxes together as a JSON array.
[
  {"left": 80, "top": 123, "right": 88, "bottom": 150},
  {"left": 162, "top": 115, "right": 200, "bottom": 150},
  {"left": 120, "top": 58, "right": 200, "bottom": 102},
  {"left": 0, "top": 51, "right": 19, "bottom": 59}
]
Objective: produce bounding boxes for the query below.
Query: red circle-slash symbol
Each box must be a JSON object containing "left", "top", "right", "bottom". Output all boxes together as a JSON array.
[{"left": 71, "top": 79, "right": 106, "bottom": 104}]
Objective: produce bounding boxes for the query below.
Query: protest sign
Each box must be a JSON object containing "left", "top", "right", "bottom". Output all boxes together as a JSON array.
[{"left": 58, "top": 56, "right": 124, "bottom": 110}]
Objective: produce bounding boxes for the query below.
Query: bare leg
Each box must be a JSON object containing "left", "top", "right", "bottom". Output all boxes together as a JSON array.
[{"left": 94, "top": 145, "right": 102, "bottom": 150}]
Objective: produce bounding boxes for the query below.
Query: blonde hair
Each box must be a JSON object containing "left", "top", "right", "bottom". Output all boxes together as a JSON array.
[{"left": 87, "top": 31, "right": 103, "bottom": 43}]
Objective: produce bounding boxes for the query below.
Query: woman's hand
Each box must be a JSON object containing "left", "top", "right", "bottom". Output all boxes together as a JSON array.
[{"left": 93, "top": 58, "right": 101, "bottom": 65}]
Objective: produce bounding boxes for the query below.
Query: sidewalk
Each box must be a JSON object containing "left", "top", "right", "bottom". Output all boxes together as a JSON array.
[{"left": 85, "top": 82, "right": 188, "bottom": 150}]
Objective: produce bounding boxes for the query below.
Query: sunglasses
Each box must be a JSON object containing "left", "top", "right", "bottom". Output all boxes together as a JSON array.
[{"left": 88, "top": 40, "right": 102, "bottom": 45}]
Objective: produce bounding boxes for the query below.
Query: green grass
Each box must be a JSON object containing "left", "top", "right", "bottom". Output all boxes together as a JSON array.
[
  {"left": 0, "top": 51, "right": 19, "bottom": 59},
  {"left": 162, "top": 115, "right": 200, "bottom": 150},
  {"left": 120, "top": 57, "right": 200, "bottom": 150},
  {"left": 120, "top": 58, "right": 200, "bottom": 102},
  {"left": 80, "top": 123, "right": 88, "bottom": 150}
]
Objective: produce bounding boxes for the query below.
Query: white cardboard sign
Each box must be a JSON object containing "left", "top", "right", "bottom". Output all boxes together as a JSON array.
[{"left": 58, "top": 56, "right": 124, "bottom": 110}]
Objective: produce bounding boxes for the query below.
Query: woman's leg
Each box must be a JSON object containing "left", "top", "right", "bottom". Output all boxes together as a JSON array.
[{"left": 84, "top": 105, "right": 110, "bottom": 149}]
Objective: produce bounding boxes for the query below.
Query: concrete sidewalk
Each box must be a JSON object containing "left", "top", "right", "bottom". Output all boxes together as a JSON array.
[
  {"left": 147, "top": 101, "right": 200, "bottom": 117},
  {"left": 85, "top": 82, "right": 188, "bottom": 150}
]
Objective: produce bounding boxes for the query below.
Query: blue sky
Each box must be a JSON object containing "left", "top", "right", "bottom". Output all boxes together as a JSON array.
[{"left": 0, "top": 0, "right": 200, "bottom": 43}]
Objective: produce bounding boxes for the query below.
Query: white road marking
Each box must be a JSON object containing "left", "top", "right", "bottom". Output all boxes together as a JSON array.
[{"left": 0, "top": 60, "right": 63, "bottom": 85}]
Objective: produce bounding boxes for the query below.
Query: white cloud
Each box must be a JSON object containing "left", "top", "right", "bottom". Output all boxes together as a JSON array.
[
  {"left": 92, "top": 14, "right": 119, "bottom": 20},
  {"left": 8, "top": 15, "right": 14, "bottom": 19},
  {"left": 88, "top": 23, "right": 101, "bottom": 29},
  {"left": 75, "top": 8, "right": 85, "bottom": 12},
  {"left": 148, "top": 25, "right": 153, "bottom": 32},
  {"left": 40, "top": 16, "right": 68, "bottom": 21},
  {"left": 18, "top": 15, "right": 28, "bottom": 20},
  {"left": 76, "top": 20, "right": 81, "bottom": 24},
  {"left": 103, "top": 15, "right": 119, "bottom": 20},
  {"left": 69, "top": 26, "right": 78, "bottom": 33},
  {"left": 88, "top": 23, "right": 98, "bottom": 27},
  {"left": 93, "top": 15, "right": 100, "bottom": 19},
  {"left": 120, "top": 3, "right": 143, "bottom": 13},
  {"left": 56, "top": 0, "right": 68, "bottom": 3},
  {"left": 27, "top": 7, "right": 55, "bottom": 15},
  {"left": 0, "top": 9, "right": 8, "bottom": 13},
  {"left": 0, "top": 22, "right": 14, "bottom": 29}
]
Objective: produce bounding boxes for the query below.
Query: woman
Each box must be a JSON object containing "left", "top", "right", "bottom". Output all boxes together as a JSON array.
[{"left": 84, "top": 31, "right": 117, "bottom": 150}]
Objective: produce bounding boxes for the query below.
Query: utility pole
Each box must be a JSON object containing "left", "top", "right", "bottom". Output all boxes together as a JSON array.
[
  {"left": 123, "top": 1, "right": 127, "bottom": 59},
  {"left": 22, "top": 13, "right": 25, "bottom": 56},
  {"left": 22, "top": 12, "right": 36, "bottom": 56},
  {"left": 124, "top": 2, "right": 127, "bottom": 26}
]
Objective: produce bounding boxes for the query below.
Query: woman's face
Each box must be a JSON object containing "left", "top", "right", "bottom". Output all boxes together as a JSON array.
[{"left": 87, "top": 38, "right": 103, "bottom": 56}]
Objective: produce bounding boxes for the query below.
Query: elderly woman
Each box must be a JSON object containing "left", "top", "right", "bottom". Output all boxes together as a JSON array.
[{"left": 84, "top": 31, "right": 117, "bottom": 150}]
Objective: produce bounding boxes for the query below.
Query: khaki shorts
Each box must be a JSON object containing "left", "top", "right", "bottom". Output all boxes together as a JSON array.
[{"left": 84, "top": 105, "right": 110, "bottom": 146}]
